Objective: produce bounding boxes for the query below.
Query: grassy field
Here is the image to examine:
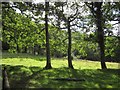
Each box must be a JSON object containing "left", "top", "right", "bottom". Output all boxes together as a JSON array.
[{"left": 1, "top": 52, "right": 120, "bottom": 89}]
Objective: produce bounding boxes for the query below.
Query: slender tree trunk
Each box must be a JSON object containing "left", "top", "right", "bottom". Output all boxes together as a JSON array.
[
  {"left": 14, "top": 38, "right": 19, "bottom": 53},
  {"left": 2, "top": 67, "right": 10, "bottom": 89},
  {"left": 16, "top": 44, "right": 20, "bottom": 53},
  {"left": 38, "top": 45, "right": 40, "bottom": 55},
  {"left": 67, "top": 18, "right": 74, "bottom": 69},
  {"left": 44, "top": 1, "right": 52, "bottom": 69},
  {"left": 95, "top": 2, "right": 107, "bottom": 69},
  {"left": 33, "top": 46, "right": 36, "bottom": 55}
]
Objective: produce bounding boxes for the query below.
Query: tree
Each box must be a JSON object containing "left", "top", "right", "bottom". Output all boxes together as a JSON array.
[
  {"left": 2, "top": 2, "right": 42, "bottom": 54},
  {"left": 52, "top": 2, "right": 87, "bottom": 69},
  {"left": 2, "top": 67, "right": 10, "bottom": 89},
  {"left": 52, "top": 2, "right": 80, "bottom": 69},
  {"left": 14, "top": 2, "right": 52, "bottom": 68},
  {"left": 85, "top": 2, "right": 107, "bottom": 69},
  {"left": 44, "top": 1, "right": 52, "bottom": 69},
  {"left": 103, "top": 2, "right": 120, "bottom": 62},
  {"left": 67, "top": 17, "right": 74, "bottom": 69}
]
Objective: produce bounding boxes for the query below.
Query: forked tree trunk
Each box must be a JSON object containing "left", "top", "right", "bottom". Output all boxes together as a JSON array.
[{"left": 95, "top": 2, "right": 107, "bottom": 69}]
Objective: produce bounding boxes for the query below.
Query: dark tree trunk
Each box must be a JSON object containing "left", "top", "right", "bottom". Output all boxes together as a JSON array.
[
  {"left": 23, "top": 46, "right": 27, "bottom": 53},
  {"left": 16, "top": 44, "right": 20, "bottom": 53},
  {"left": 2, "top": 42, "right": 9, "bottom": 51},
  {"left": 2, "top": 67, "right": 10, "bottom": 89},
  {"left": 67, "top": 18, "right": 74, "bottom": 69},
  {"left": 44, "top": 1, "right": 52, "bottom": 69},
  {"left": 95, "top": 2, "right": 107, "bottom": 69},
  {"left": 37, "top": 45, "right": 40, "bottom": 55},
  {"left": 33, "top": 46, "right": 36, "bottom": 55}
]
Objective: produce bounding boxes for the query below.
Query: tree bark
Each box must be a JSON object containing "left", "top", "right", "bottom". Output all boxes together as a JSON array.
[
  {"left": 67, "top": 18, "right": 74, "bottom": 69},
  {"left": 23, "top": 46, "right": 27, "bottom": 53},
  {"left": 16, "top": 44, "right": 20, "bottom": 53},
  {"left": 95, "top": 2, "right": 107, "bottom": 69},
  {"left": 2, "top": 67, "right": 10, "bottom": 89},
  {"left": 44, "top": 1, "right": 52, "bottom": 69}
]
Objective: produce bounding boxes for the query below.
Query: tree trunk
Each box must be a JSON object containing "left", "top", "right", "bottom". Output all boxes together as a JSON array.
[
  {"left": 33, "top": 46, "right": 36, "bottom": 55},
  {"left": 2, "top": 67, "right": 10, "bottom": 89},
  {"left": 16, "top": 44, "right": 20, "bottom": 53},
  {"left": 23, "top": 46, "right": 27, "bottom": 53},
  {"left": 67, "top": 18, "right": 74, "bottom": 69},
  {"left": 44, "top": 1, "right": 52, "bottom": 69},
  {"left": 95, "top": 2, "right": 107, "bottom": 69}
]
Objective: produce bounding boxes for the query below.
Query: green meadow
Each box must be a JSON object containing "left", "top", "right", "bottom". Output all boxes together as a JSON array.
[{"left": 1, "top": 52, "right": 120, "bottom": 89}]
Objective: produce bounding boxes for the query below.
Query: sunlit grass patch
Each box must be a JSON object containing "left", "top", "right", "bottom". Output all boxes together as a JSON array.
[
  {"left": 2, "top": 58, "right": 44, "bottom": 67},
  {"left": 2, "top": 58, "right": 119, "bottom": 69},
  {"left": 2, "top": 52, "right": 46, "bottom": 61},
  {"left": 2, "top": 52, "right": 119, "bottom": 69}
]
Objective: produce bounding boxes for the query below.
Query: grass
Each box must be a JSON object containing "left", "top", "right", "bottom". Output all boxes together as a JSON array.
[{"left": 1, "top": 52, "right": 120, "bottom": 89}]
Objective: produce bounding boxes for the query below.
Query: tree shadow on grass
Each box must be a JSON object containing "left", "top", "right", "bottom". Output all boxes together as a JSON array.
[
  {"left": 4, "top": 65, "right": 120, "bottom": 89},
  {"left": 4, "top": 65, "right": 44, "bottom": 88}
]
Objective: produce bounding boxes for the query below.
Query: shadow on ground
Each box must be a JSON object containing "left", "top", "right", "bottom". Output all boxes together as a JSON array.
[{"left": 3, "top": 65, "right": 120, "bottom": 89}]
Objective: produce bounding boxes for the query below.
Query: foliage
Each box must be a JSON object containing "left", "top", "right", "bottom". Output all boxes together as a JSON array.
[
  {"left": 72, "top": 32, "right": 99, "bottom": 60},
  {"left": 105, "top": 36, "right": 120, "bottom": 62},
  {"left": 49, "top": 26, "right": 68, "bottom": 57},
  {"left": 2, "top": 2, "right": 120, "bottom": 88},
  {"left": 2, "top": 2, "right": 120, "bottom": 62},
  {"left": 2, "top": 6, "right": 45, "bottom": 53}
]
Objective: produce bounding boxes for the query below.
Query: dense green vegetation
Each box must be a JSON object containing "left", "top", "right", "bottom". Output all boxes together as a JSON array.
[
  {"left": 2, "top": 52, "right": 120, "bottom": 88},
  {"left": 2, "top": 2, "right": 120, "bottom": 63},
  {"left": 1, "top": 1, "right": 120, "bottom": 89}
]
